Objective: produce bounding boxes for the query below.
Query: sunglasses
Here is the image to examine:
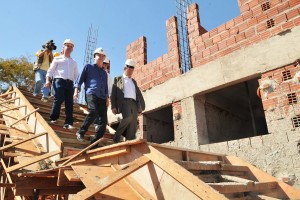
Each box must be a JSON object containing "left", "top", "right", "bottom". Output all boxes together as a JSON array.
[{"left": 126, "top": 65, "right": 134, "bottom": 69}]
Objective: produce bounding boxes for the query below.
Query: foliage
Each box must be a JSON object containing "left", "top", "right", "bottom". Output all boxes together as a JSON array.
[{"left": 0, "top": 56, "right": 35, "bottom": 89}]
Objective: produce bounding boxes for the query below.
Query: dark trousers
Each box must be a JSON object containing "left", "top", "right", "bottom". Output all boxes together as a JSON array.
[
  {"left": 78, "top": 94, "right": 107, "bottom": 144},
  {"left": 50, "top": 78, "right": 74, "bottom": 125},
  {"left": 113, "top": 99, "right": 138, "bottom": 142}
]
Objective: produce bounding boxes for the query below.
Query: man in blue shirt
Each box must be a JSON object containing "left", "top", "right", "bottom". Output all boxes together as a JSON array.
[{"left": 73, "top": 48, "right": 109, "bottom": 147}]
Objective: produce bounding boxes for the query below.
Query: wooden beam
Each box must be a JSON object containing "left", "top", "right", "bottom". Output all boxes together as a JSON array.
[
  {"left": 111, "top": 164, "right": 156, "bottom": 200},
  {"left": 0, "top": 105, "right": 26, "bottom": 114},
  {"left": 60, "top": 137, "right": 106, "bottom": 167},
  {"left": 5, "top": 150, "right": 61, "bottom": 173},
  {"left": 0, "top": 132, "right": 47, "bottom": 151},
  {"left": 70, "top": 156, "right": 150, "bottom": 200},
  {"left": 0, "top": 183, "right": 15, "bottom": 188},
  {"left": 208, "top": 181, "right": 278, "bottom": 194},
  {"left": 0, "top": 97, "right": 20, "bottom": 106},
  {"left": 57, "top": 168, "right": 82, "bottom": 186},
  {"left": 8, "top": 108, "right": 39, "bottom": 127},
  {"left": 0, "top": 91, "right": 16, "bottom": 98},
  {"left": 144, "top": 145, "right": 227, "bottom": 200},
  {"left": 64, "top": 170, "right": 80, "bottom": 182}
]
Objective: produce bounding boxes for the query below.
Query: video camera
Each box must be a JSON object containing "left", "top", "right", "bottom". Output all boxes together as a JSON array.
[{"left": 42, "top": 40, "right": 57, "bottom": 51}]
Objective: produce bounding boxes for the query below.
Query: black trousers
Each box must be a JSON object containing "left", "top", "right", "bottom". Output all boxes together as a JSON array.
[{"left": 78, "top": 94, "right": 107, "bottom": 144}]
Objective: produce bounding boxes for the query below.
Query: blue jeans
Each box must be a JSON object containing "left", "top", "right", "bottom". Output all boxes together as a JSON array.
[
  {"left": 50, "top": 78, "right": 74, "bottom": 125},
  {"left": 33, "top": 69, "right": 49, "bottom": 98},
  {"left": 78, "top": 94, "right": 107, "bottom": 144}
]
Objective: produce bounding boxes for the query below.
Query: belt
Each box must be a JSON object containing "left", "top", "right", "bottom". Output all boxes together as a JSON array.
[
  {"left": 124, "top": 98, "right": 136, "bottom": 102},
  {"left": 55, "top": 78, "right": 73, "bottom": 82}
]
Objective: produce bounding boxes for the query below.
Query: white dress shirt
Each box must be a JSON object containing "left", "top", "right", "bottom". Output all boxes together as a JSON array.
[
  {"left": 123, "top": 74, "right": 136, "bottom": 100},
  {"left": 46, "top": 55, "right": 79, "bottom": 81},
  {"left": 107, "top": 72, "right": 112, "bottom": 97}
]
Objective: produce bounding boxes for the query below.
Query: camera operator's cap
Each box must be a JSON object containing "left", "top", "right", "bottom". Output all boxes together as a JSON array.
[
  {"left": 93, "top": 47, "right": 106, "bottom": 57},
  {"left": 63, "top": 39, "right": 74, "bottom": 47},
  {"left": 125, "top": 59, "right": 135, "bottom": 69},
  {"left": 103, "top": 57, "right": 110, "bottom": 63}
]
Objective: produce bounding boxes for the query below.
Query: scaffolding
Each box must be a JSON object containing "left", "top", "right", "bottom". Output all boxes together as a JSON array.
[
  {"left": 78, "top": 25, "right": 99, "bottom": 104},
  {"left": 176, "top": 0, "right": 192, "bottom": 73}
]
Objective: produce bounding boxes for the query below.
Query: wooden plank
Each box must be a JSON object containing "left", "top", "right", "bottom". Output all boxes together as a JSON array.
[
  {"left": 143, "top": 144, "right": 227, "bottom": 200},
  {"left": 64, "top": 170, "right": 80, "bottom": 182},
  {"left": 0, "top": 105, "right": 26, "bottom": 114},
  {"left": 176, "top": 160, "right": 249, "bottom": 172},
  {"left": 208, "top": 181, "right": 278, "bottom": 194},
  {"left": 0, "top": 183, "right": 15, "bottom": 188},
  {"left": 112, "top": 164, "right": 156, "bottom": 200},
  {"left": 225, "top": 155, "right": 300, "bottom": 198},
  {"left": 70, "top": 156, "right": 150, "bottom": 200},
  {"left": 5, "top": 150, "right": 61, "bottom": 173},
  {"left": 56, "top": 146, "right": 130, "bottom": 166},
  {"left": 57, "top": 168, "right": 82, "bottom": 186},
  {"left": 0, "top": 97, "right": 20, "bottom": 106},
  {"left": 60, "top": 138, "right": 106, "bottom": 167},
  {"left": 0, "top": 132, "right": 47, "bottom": 151},
  {"left": 8, "top": 108, "right": 39, "bottom": 127},
  {"left": 0, "top": 91, "right": 16, "bottom": 98}
]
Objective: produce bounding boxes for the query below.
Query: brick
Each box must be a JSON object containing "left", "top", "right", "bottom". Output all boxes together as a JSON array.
[
  {"left": 267, "top": 7, "right": 279, "bottom": 18},
  {"left": 209, "top": 44, "right": 219, "bottom": 55},
  {"left": 245, "top": 27, "right": 256, "bottom": 38},
  {"left": 202, "top": 48, "right": 211, "bottom": 57},
  {"left": 252, "top": 5, "right": 263, "bottom": 17},
  {"left": 220, "top": 30, "right": 230, "bottom": 40},
  {"left": 286, "top": 9, "right": 300, "bottom": 20},
  {"left": 275, "top": 13, "right": 288, "bottom": 24},
  {"left": 277, "top": 2, "right": 290, "bottom": 13},
  {"left": 260, "top": 30, "right": 271, "bottom": 40},
  {"left": 204, "top": 39, "right": 213, "bottom": 48},
  {"left": 270, "top": 0, "right": 282, "bottom": 7},
  {"left": 240, "top": 3, "right": 250, "bottom": 13},
  {"left": 289, "top": 0, "right": 300, "bottom": 7},
  {"left": 229, "top": 27, "right": 239, "bottom": 36},
  {"left": 282, "top": 21, "right": 295, "bottom": 29},
  {"left": 212, "top": 34, "right": 222, "bottom": 44},
  {"left": 248, "top": 17, "right": 258, "bottom": 27},
  {"left": 201, "top": 32, "right": 210, "bottom": 41},
  {"left": 242, "top": 10, "right": 254, "bottom": 20},
  {"left": 218, "top": 24, "right": 226, "bottom": 33},
  {"left": 226, "top": 19, "right": 235, "bottom": 30},
  {"left": 256, "top": 13, "right": 269, "bottom": 23},
  {"left": 234, "top": 16, "right": 244, "bottom": 25},
  {"left": 226, "top": 36, "right": 237, "bottom": 46},
  {"left": 249, "top": 0, "right": 259, "bottom": 9},
  {"left": 209, "top": 28, "right": 218, "bottom": 37},
  {"left": 256, "top": 22, "right": 267, "bottom": 32},
  {"left": 235, "top": 32, "right": 246, "bottom": 42},
  {"left": 218, "top": 40, "right": 227, "bottom": 51},
  {"left": 293, "top": 16, "right": 300, "bottom": 25}
]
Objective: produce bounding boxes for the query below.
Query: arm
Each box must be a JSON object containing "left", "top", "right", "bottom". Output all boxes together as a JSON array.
[{"left": 111, "top": 77, "right": 118, "bottom": 115}]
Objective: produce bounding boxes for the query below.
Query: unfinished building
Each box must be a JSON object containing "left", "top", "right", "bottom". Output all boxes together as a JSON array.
[
  {"left": 126, "top": 0, "right": 300, "bottom": 189},
  {"left": 1, "top": 0, "right": 300, "bottom": 199}
]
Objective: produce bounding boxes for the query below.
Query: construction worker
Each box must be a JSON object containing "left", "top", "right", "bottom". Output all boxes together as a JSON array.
[
  {"left": 46, "top": 39, "right": 79, "bottom": 129},
  {"left": 74, "top": 47, "right": 109, "bottom": 148},
  {"left": 33, "top": 40, "right": 55, "bottom": 102},
  {"left": 111, "top": 59, "right": 145, "bottom": 143}
]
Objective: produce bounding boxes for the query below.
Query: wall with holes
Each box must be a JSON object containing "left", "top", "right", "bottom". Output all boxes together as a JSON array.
[{"left": 258, "top": 61, "right": 300, "bottom": 132}]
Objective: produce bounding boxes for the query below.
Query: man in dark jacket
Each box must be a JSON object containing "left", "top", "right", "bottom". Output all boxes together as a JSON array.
[{"left": 111, "top": 59, "right": 145, "bottom": 143}]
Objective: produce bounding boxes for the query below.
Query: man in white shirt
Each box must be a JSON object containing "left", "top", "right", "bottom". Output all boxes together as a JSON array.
[
  {"left": 111, "top": 59, "right": 145, "bottom": 143},
  {"left": 46, "top": 39, "right": 79, "bottom": 129}
]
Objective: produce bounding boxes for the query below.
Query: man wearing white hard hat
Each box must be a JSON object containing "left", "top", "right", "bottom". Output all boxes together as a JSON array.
[
  {"left": 111, "top": 59, "right": 145, "bottom": 143},
  {"left": 93, "top": 56, "right": 112, "bottom": 129},
  {"left": 46, "top": 39, "right": 79, "bottom": 129},
  {"left": 74, "top": 47, "right": 109, "bottom": 147}
]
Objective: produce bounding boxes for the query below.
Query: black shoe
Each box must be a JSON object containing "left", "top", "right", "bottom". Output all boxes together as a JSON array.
[{"left": 76, "top": 132, "right": 84, "bottom": 142}]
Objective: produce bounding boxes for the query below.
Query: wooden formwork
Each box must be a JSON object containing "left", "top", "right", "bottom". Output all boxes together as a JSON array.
[{"left": 0, "top": 87, "right": 300, "bottom": 200}]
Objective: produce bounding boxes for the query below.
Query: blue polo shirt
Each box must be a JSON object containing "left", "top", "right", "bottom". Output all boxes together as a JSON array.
[{"left": 74, "top": 64, "right": 108, "bottom": 99}]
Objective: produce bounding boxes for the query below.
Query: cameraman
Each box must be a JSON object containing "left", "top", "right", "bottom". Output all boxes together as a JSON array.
[{"left": 33, "top": 40, "right": 55, "bottom": 102}]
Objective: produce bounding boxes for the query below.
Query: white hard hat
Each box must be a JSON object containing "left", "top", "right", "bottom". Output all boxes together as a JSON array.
[
  {"left": 93, "top": 47, "right": 106, "bottom": 57},
  {"left": 63, "top": 39, "right": 74, "bottom": 46},
  {"left": 103, "top": 57, "right": 110, "bottom": 63},
  {"left": 125, "top": 59, "right": 135, "bottom": 68}
]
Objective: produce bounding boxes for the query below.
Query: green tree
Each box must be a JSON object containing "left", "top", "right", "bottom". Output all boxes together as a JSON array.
[{"left": 0, "top": 56, "right": 34, "bottom": 91}]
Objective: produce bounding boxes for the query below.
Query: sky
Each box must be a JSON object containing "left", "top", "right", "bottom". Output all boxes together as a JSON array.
[{"left": 0, "top": 0, "right": 240, "bottom": 79}]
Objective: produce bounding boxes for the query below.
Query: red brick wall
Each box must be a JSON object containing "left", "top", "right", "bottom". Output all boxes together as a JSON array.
[
  {"left": 128, "top": 0, "right": 300, "bottom": 91},
  {"left": 188, "top": 0, "right": 300, "bottom": 69},
  {"left": 259, "top": 61, "right": 300, "bottom": 124},
  {"left": 127, "top": 17, "right": 181, "bottom": 91}
]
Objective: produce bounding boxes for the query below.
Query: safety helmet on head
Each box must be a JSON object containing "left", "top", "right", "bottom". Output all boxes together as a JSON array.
[
  {"left": 93, "top": 48, "right": 106, "bottom": 57},
  {"left": 63, "top": 39, "right": 74, "bottom": 47},
  {"left": 103, "top": 57, "right": 110, "bottom": 63},
  {"left": 53, "top": 52, "right": 60, "bottom": 57},
  {"left": 125, "top": 59, "right": 135, "bottom": 68}
]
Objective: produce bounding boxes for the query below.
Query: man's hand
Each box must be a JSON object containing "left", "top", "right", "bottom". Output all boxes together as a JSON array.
[
  {"left": 106, "top": 98, "right": 110, "bottom": 107},
  {"left": 45, "top": 81, "right": 51, "bottom": 88},
  {"left": 112, "top": 108, "right": 117, "bottom": 115}
]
